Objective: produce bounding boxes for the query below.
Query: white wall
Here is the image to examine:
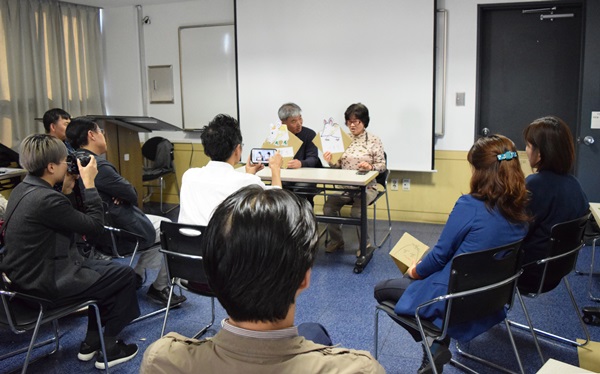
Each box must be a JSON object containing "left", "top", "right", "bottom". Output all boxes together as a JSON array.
[
  {"left": 102, "top": 0, "right": 548, "bottom": 148},
  {"left": 103, "top": 0, "right": 233, "bottom": 142}
]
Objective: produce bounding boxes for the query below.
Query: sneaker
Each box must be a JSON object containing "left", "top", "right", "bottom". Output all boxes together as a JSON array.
[
  {"left": 147, "top": 285, "right": 187, "bottom": 307},
  {"left": 417, "top": 341, "right": 452, "bottom": 374},
  {"left": 325, "top": 241, "right": 344, "bottom": 253},
  {"left": 95, "top": 340, "right": 138, "bottom": 369},
  {"left": 78, "top": 341, "right": 99, "bottom": 361}
]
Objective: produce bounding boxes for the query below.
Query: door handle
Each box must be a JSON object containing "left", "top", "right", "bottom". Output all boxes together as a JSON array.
[
  {"left": 581, "top": 135, "right": 595, "bottom": 146},
  {"left": 481, "top": 127, "right": 491, "bottom": 136}
]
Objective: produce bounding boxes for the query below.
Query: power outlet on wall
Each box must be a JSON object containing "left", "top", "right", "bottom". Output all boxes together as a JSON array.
[
  {"left": 402, "top": 178, "right": 411, "bottom": 191},
  {"left": 391, "top": 178, "right": 399, "bottom": 191}
]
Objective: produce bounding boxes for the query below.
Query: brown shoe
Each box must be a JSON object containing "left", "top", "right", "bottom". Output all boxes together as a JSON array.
[{"left": 325, "top": 241, "right": 344, "bottom": 253}]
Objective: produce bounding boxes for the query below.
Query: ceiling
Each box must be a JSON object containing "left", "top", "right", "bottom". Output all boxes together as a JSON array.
[{"left": 68, "top": 0, "right": 191, "bottom": 9}]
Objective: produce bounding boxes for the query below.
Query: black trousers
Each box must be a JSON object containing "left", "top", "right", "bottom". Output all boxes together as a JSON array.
[
  {"left": 56, "top": 259, "right": 140, "bottom": 337},
  {"left": 374, "top": 275, "right": 424, "bottom": 342}
]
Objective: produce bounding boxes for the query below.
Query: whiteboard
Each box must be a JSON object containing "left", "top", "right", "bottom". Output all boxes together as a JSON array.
[
  {"left": 236, "top": 0, "right": 435, "bottom": 171},
  {"left": 179, "top": 24, "right": 237, "bottom": 129}
]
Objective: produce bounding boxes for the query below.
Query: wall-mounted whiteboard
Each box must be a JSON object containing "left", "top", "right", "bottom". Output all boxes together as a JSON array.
[
  {"left": 236, "top": 0, "right": 435, "bottom": 171},
  {"left": 179, "top": 24, "right": 237, "bottom": 129}
]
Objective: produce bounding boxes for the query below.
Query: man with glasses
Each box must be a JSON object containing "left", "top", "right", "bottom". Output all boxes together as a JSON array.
[{"left": 66, "top": 118, "right": 185, "bottom": 307}]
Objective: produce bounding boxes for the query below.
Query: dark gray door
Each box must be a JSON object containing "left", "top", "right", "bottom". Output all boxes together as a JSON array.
[
  {"left": 476, "top": 2, "right": 582, "bottom": 150},
  {"left": 575, "top": 0, "right": 600, "bottom": 203},
  {"left": 475, "top": 0, "right": 600, "bottom": 202}
]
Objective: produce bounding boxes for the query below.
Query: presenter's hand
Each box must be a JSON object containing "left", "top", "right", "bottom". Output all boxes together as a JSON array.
[
  {"left": 79, "top": 155, "right": 98, "bottom": 189},
  {"left": 268, "top": 152, "right": 283, "bottom": 171},
  {"left": 287, "top": 159, "right": 301, "bottom": 169},
  {"left": 245, "top": 155, "right": 264, "bottom": 174},
  {"left": 357, "top": 161, "right": 373, "bottom": 171},
  {"left": 323, "top": 151, "right": 332, "bottom": 164}
]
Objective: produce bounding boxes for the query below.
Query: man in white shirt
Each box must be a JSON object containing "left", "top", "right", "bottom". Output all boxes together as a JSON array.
[{"left": 178, "top": 114, "right": 282, "bottom": 226}]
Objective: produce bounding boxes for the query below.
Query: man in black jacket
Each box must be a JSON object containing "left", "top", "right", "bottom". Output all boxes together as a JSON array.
[
  {"left": 1, "top": 134, "right": 139, "bottom": 369},
  {"left": 66, "top": 118, "right": 185, "bottom": 307},
  {"left": 278, "top": 103, "right": 322, "bottom": 206}
]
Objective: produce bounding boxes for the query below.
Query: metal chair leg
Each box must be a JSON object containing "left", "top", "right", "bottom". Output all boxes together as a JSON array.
[
  {"left": 374, "top": 306, "right": 381, "bottom": 359},
  {"left": 192, "top": 297, "right": 215, "bottom": 339},
  {"left": 453, "top": 319, "right": 525, "bottom": 374},
  {"left": 160, "top": 283, "right": 175, "bottom": 337},
  {"left": 90, "top": 304, "right": 109, "bottom": 373},
  {"left": 509, "top": 278, "right": 590, "bottom": 348},
  {"left": 373, "top": 190, "right": 392, "bottom": 248}
]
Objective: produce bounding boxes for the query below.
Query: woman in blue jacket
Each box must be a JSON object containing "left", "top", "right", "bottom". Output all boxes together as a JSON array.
[{"left": 374, "top": 135, "right": 529, "bottom": 374}]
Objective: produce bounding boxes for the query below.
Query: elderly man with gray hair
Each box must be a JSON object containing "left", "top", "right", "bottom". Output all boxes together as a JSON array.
[{"left": 278, "top": 102, "right": 322, "bottom": 206}]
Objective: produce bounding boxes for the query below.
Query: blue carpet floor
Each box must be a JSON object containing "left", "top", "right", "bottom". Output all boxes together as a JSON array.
[{"left": 1, "top": 204, "right": 599, "bottom": 373}]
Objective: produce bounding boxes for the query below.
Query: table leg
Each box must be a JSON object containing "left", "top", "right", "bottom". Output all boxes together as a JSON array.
[{"left": 354, "top": 186, "right": 375, "bottom": 273}]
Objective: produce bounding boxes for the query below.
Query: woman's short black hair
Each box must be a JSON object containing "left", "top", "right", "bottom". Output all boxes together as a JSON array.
[
  {"left": 344, "top": 103, "right": 370, "bottom": 128},
  {"left": 523, "top": 115, "right": 575, "bottom": 174}
]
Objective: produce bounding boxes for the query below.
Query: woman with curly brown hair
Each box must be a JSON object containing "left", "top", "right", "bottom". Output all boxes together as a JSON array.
[{"left": 374, "top": 135, "right": 529, "bottom": 374}]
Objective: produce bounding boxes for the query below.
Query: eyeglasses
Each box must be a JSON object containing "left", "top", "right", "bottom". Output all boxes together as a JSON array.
[
  {"left": 346, "top": 119, "right": 361, "bottom": 126},
  {"left": 97, "top": 128, "right": 105, "bottom": 135}
]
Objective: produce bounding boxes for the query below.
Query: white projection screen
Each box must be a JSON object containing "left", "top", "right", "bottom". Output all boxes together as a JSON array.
[{"left": 235, "top": 0, "right": 435, "bottom": 171}]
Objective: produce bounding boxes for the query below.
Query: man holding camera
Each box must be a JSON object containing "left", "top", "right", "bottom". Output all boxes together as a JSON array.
[
  {"left": 1, "top": 134, "right": 140, "bottom": 369},
  {"left": 66, "top": 118, "right": 185, "bottom": 307},
  {"left": 178, "top": 114, "right": 282, "bottom": 226}
]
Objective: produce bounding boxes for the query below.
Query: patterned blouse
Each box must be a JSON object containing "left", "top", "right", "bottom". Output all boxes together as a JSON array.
[{"left": 329, "top": 131, "right": 386, "bottom": 189}]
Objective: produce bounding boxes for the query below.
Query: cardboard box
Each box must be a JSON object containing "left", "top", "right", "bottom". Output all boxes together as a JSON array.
[{"left": 389, "top": 233, "right": 429, "bottom": 274}]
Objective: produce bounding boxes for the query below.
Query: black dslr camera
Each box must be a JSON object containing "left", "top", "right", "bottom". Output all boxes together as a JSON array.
[{"left": 66, "top": 151, "right": 91, "bottom": 175}]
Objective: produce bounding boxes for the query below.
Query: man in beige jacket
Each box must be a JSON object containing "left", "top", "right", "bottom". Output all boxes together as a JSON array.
[{"left": 140, "top": 186, "right": 385, "bottom": 374}]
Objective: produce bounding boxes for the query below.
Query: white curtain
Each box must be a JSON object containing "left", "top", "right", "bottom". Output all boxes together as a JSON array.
[{"left": 0, "top": 0, "right": 105, "bottom": 148}]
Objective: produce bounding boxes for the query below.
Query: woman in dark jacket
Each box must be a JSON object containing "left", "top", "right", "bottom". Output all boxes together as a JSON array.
[{"left": 519, "top": 116, "right": 589, "bottom": 292}]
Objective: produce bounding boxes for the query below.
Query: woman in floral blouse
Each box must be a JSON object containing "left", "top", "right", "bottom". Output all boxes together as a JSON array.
[{"left": 323, "top": 103, "right": 386, "bottom": 254}]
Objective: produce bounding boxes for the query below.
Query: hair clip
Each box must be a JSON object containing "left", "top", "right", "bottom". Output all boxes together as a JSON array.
[{"left": 497, "top": 151, "right": 517, "bottom": 161}]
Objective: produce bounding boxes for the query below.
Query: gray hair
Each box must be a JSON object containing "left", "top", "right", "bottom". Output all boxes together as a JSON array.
[
  {"left": 278, "top": 103, "right": 302, "bottom": 121},
  {"left": 19, "top": 134, "right": 67, "bottom": 177}
]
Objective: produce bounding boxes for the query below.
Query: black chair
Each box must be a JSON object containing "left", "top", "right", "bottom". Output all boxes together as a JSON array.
[
  {"left": 374, "top": 240, "right": 526, "bottom": 374},
  {"left": 370, "top": 153, "right": 391, "bottom": 247},
  {"left": 81, "top": 205, "right": 174, "bottom": 324},
  {"left": 509, "top": 214, "right": 591, "bottom": 358},
  {"left": 159, "top": 221, "right": 215, "bottom": 338},
  {"left": 80, "top": 202, "right": 146, "bottom": 267},
  {"left": 0, "top": 277, "right": 109, "bottom": 373},
  {"left": 142, "top": 137, "right": 180, "bottom": 214}
]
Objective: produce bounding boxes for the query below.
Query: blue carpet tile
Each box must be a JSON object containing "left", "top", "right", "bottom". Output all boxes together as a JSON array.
[{"left": 2, "top": 210, "right": 599, "bottom": 373}]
